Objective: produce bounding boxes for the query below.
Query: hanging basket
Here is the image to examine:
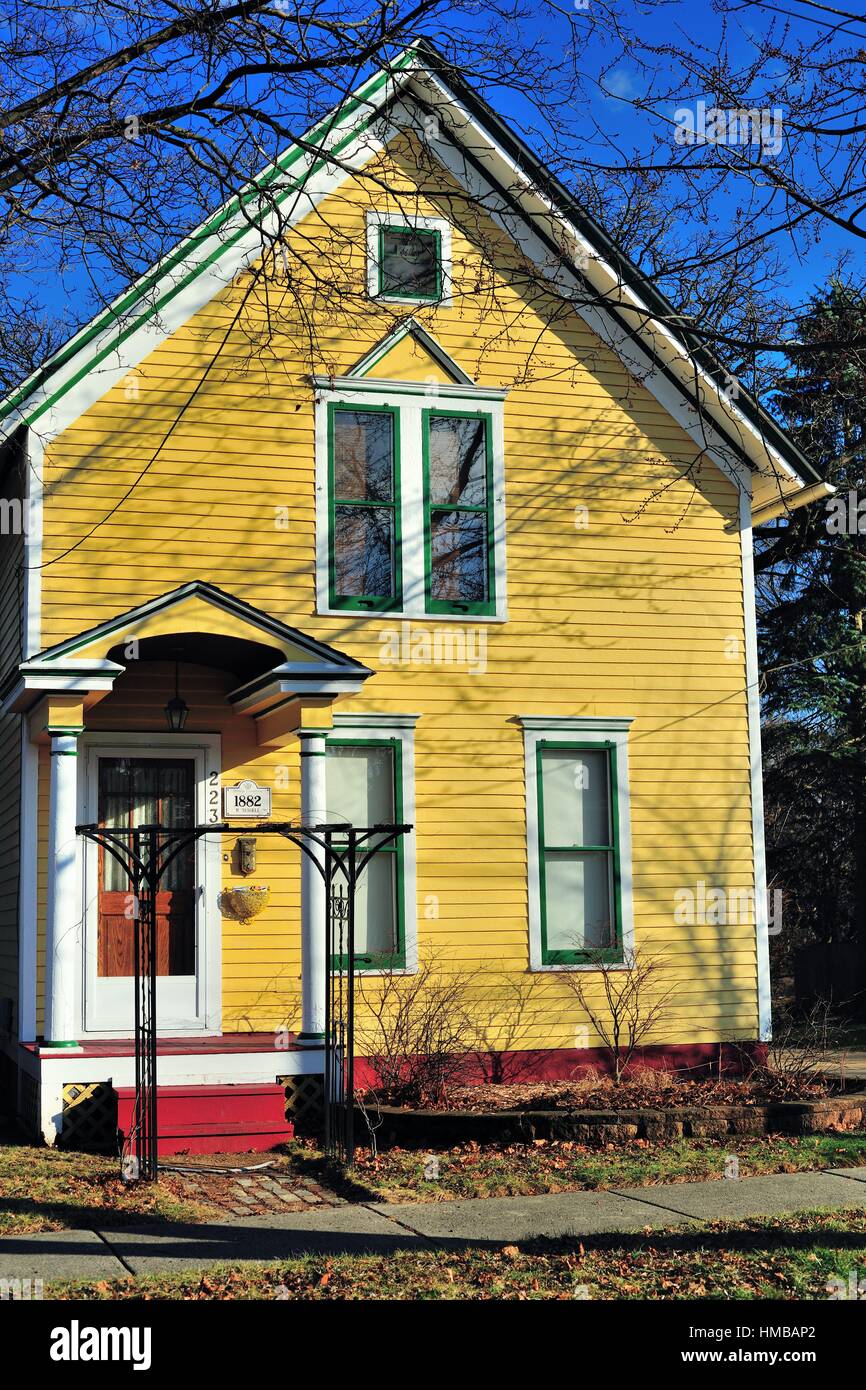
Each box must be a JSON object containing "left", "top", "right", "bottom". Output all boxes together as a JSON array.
[{"left": 223, "top": 885, "right": 270, "bottom": 920}]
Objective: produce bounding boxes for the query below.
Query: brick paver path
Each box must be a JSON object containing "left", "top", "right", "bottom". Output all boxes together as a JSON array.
[{"left": 161, "top": 1160, "right": 345, "bottom": 1219}]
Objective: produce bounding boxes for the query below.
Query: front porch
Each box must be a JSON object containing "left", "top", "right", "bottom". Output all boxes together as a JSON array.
[
  {"left": 16, "top": 1032, "right": 326, "bottom": 1154},
  {"left": 2, "top": 581, "right": 376, "bottom": 1147}
]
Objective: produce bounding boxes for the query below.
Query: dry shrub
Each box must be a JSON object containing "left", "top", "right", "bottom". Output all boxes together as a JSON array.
[
  {"left": 624, "top": 1063, "right": 677, "bottom": 1093},
  {"left": 357, "top": 955, "right": 478, "bottom": 1108},
  {"left": 740, "top": 997, "right": 848, "bottom": 1098},
  {"left": 559, "top": 947, "right": 676, "bottom": 1082}
]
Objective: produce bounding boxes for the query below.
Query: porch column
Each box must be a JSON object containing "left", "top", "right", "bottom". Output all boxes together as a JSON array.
[
  {"left": 43, "top": 715, "right": 84, "bottom": 1047},
  {"left": 297, "top": 727, "right": 329, "bottom": 1041}
]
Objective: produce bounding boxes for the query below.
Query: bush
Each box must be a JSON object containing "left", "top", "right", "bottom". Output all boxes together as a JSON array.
[{"left": 357, "top": 955, "right": 477, "bottom": 1108}]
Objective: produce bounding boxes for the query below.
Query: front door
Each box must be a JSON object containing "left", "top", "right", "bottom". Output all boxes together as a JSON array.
[
  {"left": 97, "top": 758, "right": 196, "bottom": 978},
  {"left": 82, "top": 744, "right": 217, "bottom": 1034}
]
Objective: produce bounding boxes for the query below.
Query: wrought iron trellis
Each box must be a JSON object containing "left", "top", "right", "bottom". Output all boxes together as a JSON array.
[{"left": 76, "top": 819, "right": 411, "bottom": 1179}]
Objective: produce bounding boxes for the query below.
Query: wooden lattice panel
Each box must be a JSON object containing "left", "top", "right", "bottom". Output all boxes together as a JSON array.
[
  {"left": 281, "top": 1074, "right": 324, "bottom": 1129},
  {"left": 60, "top": 1082, "right": 118, "bottom": 1152}
]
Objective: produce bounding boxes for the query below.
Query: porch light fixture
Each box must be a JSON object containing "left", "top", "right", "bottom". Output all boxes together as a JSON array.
[{"left": 165, "top": 660, "right": 189, "bottom": 732}]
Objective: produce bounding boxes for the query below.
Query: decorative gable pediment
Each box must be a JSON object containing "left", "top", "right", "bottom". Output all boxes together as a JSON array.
[{"left": 347, "top": 318, "right": 475, "bottom": 386}]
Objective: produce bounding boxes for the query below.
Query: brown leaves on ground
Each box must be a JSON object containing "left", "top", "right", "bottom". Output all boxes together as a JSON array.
[
  {"left": 436, "top": 1070, "right": 839, "bottom": 1113},
  {"left": 50, "top": 1209, "right": 866, "bottom": 1301}
]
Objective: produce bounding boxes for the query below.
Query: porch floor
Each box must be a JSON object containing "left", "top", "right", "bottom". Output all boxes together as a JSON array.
[{"left": 20, "top": 1032, "right": 302, "bottom": 1057}]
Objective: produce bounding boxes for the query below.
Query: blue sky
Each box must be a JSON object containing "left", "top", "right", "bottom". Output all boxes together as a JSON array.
[
  {"left": 13, "top": 1, "right": 862, "bottom": 351},
  {"left": 473, "top": 0, "right": 858, "bottom": 316}
]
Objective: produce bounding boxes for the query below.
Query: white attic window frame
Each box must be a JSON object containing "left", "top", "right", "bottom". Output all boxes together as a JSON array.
[{"left": 366, "top": 208, "right": 453, "bottom": 307}]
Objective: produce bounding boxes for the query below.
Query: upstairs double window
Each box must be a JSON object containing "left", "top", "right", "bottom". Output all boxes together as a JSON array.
[
  {"left": 329, "top": 406, "right": 401, "bottom": 609},
  {"left": 318, "top": 390, "right": 506, "bottom": 620}
]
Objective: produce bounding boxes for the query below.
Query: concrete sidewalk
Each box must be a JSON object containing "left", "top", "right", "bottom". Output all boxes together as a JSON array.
[{"left": 1, "top": 1166, "right": 864, "bottom": 1284}]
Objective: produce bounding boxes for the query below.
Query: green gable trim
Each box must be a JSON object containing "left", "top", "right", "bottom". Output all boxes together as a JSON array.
[
  {"left": 413, "top": 38, "right": 822, "bottom": 491},
  {"left": 0, "top": 51, "right": 418, "bottom": 431}
]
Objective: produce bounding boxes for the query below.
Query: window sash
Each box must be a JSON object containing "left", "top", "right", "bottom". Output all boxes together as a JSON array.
[
  {"left": 325, "top": 737, "right": 406, "bottom": 970},
  {"left": 327, "top": 403, "right": 401, "bottom": 611},
  {"left": 377, "top": 224, "right": 442, "bottom": 301},
  {"left": 536, "top": 741, "right": 622, "bottom": 963},
  {"left": 422, "top": 408, "right": 496, "bottom": 615}
]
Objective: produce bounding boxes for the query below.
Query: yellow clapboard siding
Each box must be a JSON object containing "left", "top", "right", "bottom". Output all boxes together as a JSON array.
[{"left": 27, "top": 133, "right": 763, "bottom": 1051}]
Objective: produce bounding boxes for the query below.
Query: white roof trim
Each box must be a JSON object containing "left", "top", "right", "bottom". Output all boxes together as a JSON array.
[
  {"left": 0, "top": 55, "right": 417, "bottom": 444},
  {"left": 0, "top": 44, "right": 825, "bottom": 519},
  {"left": 404, "top": 67, "right": 827, "bottom": 514}
]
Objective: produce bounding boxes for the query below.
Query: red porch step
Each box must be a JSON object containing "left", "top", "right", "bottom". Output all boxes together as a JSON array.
[{"left": 115, "top": 1082, "right": 294, "bottom": 1155}]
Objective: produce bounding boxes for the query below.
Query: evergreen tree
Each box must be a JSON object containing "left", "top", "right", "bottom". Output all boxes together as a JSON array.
[{"left": 758, "top": 281, "right": 866, "bottom": 958}]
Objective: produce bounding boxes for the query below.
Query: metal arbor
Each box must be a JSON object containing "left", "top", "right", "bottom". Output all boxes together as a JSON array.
[{"left": 76, "top": 819, "right": 411, "bottom": 1178}]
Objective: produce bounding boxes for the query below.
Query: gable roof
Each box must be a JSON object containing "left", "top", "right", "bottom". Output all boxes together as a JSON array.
[
  {"left": 1, "top": 581, "right": 372, "bottom": 714},
  {"left": 0, "top": 40, "right": 829, "bottom": 521}
]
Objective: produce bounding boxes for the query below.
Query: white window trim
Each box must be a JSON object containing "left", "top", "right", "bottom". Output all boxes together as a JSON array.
[
  {"left": 366, "top": 208, "right": 453, "bottom": 307},
  {"left": 520, "top": 716, "right": 635, "bottom": 972},
  {"left": 329, "top": 712, "right": 419, "bottom": 975},
  {"left": 314, "top": 383, "right": 508, "bottom": 622}
]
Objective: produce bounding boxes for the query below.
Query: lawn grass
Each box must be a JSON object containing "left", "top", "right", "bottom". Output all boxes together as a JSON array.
[
  {"left": 49, "top": 1208, "right": 866, "bottom": 1300},
  {"left": 314, "top": 1132, "right": 866, "bottom": 1204},
  {"left": 3, "top": 1130, "right": 864, "bottom": 1235},
  {"left": 0, "top": 1136, "right": 216, "bottom": 1234}
]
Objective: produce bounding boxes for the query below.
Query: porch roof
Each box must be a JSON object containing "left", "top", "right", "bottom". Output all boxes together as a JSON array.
[{"left": 1, "top": 580, "right": 373, "bottom": 717}]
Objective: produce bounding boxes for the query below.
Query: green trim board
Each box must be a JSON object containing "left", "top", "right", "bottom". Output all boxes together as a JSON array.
[
  {"left": 326, "top": 402, "right": 402, "bottom": 611},
  {"left": 0, "top": 38, "right": 821, "bottom": 505},
  {"left": 325, "top": 398, "right": 499, "bottom": 617},
  {"left": 325, "top": 735, "right": 406, "bottom": 971},
  {"left": 347, "top": 318, "right": 475, "bottom": 385},
  {"left": 0, "top": 51, "right": 420, "bottom": 434},
  {"left": 535, "top": 739, "right": 623, "bottom": 965},
  {"left": 421, "top": 407, "right": 496, "bottom": 616}
]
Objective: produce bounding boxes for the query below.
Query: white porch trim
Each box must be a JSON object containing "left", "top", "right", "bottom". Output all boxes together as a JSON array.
[
  {"left": 16, "top": 725, "right": 38, "bottom": 1041},
  {"left": 43, "top": 731, "right": 83, "bottom": 1047},
  {"left": 296, "top": 728, "right": 328, "bottom": 1041}
]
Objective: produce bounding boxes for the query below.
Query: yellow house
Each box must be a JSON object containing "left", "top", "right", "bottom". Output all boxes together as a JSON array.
[{"left": 0, "top": 43, "right": 829, "bottom": 1148}]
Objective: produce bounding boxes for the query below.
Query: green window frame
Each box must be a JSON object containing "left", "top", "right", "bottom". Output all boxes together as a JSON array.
[
  {"left": 536, "top": 740, "right": 623, "bottom": 965},
  {"left": 327, "top": 401, "right": 402, "bottom": 612},
  {"left": 422, "top": 408, "right": 496, "bottom": 617},
  {"left": 376, "top": 224, "right": 442, "bottom": 302},
  {"left": 325, "top": 736, "right": 406, "bottom": 972}
]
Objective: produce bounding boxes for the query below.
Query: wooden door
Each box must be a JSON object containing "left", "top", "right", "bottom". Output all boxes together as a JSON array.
[{"left": 97, "top": 757, "right": 196, "bottom": 978}]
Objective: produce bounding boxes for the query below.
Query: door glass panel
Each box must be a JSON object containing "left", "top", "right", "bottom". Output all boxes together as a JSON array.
[{"left": 97, "top": 757, "right": 196, "bottom": 978}]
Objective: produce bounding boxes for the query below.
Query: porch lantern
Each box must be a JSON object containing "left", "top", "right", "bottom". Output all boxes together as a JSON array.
[{"left": 164, "top": 661, "right": 189, "bottom": 732}]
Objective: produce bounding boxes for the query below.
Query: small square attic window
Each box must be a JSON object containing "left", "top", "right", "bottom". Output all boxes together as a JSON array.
[{"left": 377, "top": 225, "right": 442, "bottom": 301}]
